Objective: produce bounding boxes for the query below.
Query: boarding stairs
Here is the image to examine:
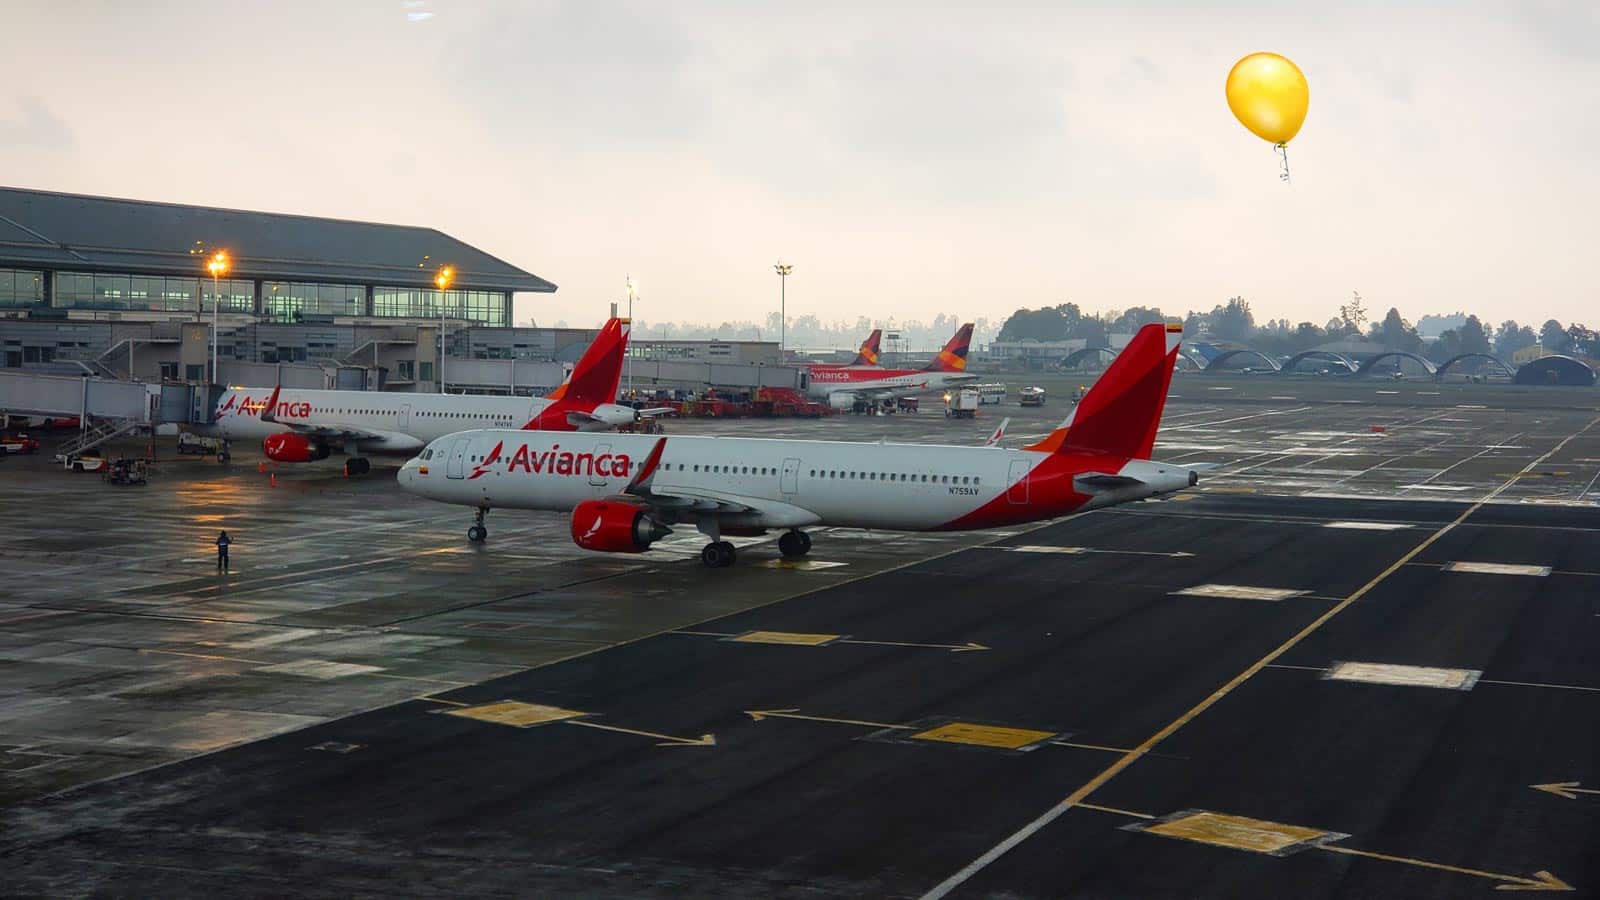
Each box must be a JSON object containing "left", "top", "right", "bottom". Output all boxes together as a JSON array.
[{"left": 56, "top": 418, "right": 142, "bottom": 457}]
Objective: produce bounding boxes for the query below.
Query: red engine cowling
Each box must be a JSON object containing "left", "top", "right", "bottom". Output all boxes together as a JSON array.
[
  {"left": 569, "top": 499, "right": 671, "bottom": 553},
  {"left": 263, "top": 432, "right": 331, "bottom": 463}
]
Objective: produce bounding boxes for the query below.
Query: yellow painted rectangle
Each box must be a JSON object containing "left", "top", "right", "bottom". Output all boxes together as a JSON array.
[
  {"left": 445, "top": 701, "right": 586, "bottom": 727},
  {"left": 910, "top": 722, "right": 1056, "bottom": 750},
  {"left": 731, "top": 631, "right": 842, "bottom": 646},
  {"left": 1146, "top": 811, "right": 1330, "bottom": 854}
]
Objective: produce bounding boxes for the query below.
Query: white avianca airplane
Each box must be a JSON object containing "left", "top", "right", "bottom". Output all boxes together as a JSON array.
[
  {"left": 193, "top": 318, "right": 662, "bottom": 474},
  {"left": 802, "top": 323, "right": 980, "bottom": 408},
  {"left": 397, "top": 322, "right": 1197, "bottom": 561}
]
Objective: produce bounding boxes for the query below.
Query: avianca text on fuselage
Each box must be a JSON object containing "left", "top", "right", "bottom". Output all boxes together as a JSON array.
[{"left": 466, "top": 441, "right": 635, "bottom": 481}]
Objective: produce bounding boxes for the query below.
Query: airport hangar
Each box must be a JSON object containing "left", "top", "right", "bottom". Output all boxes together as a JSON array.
[{"left": 0, "top": 187, "right": 787, "bottom": 395}]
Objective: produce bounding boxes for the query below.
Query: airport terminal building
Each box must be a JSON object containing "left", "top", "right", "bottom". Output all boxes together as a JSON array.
[{"left": 0, "top": 187, "right": 784, "bottom": 393}]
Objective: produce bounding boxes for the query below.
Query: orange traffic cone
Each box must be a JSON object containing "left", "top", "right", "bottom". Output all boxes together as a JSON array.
[{"left": 269, "top": 473, "right": 277, "bottom": 488}]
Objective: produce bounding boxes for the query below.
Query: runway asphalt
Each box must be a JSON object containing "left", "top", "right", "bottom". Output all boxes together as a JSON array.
[{"left": 0, "top": 376, "right": 1596, "bottom": 898}]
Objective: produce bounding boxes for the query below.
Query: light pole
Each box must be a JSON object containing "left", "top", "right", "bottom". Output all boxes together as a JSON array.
[
  {"left": 625, "top": 275, "right": 636, "bottom": 396},
  {"left": 773, "top": 262, "right": 792, "bottom": 358},
  {"left": 435, "top": 265, "right": 454, "bottom": 393},
  {"left": 206, "top": 251, "right": 229, "bottom": 384}
]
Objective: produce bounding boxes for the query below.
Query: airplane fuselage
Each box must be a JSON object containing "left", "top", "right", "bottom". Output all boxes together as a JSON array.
[
  {"left": 398, "top": 430, "right": 1194, "bottom": 532},
  {"left": 194, "top": 388, "right": 635, "bottom": 454}
]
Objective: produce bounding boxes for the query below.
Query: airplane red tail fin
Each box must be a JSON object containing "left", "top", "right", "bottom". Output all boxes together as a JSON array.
[
  {"left": 849, "top": 329, "right": 882, "bottom": 367},
  {"left": 543, "top": 318, "right": 628, "bottom": 406},
  {"left": 1024, "top": 322, "right": 1181, "bottom": 460},
  {"left": 922, "top": 323, "right": 973, "bottom": 372}
]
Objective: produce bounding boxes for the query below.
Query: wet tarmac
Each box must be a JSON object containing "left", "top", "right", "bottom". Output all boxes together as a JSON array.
[{"left": 1, "top": 376, "right": 1596, "bottom": 897}]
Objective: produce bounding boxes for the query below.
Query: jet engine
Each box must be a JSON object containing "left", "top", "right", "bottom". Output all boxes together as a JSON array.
[
  {"left": 569, "top": 499, "right": 671, "bottom": 553},
  {"left": 827, "top": 392, "right": 856, "bottom": 411},
  {"left": 263, "top": 432, "right": 331, "bottom": 463}
]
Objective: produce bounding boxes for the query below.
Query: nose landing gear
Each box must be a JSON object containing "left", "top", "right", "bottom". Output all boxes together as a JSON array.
[{"left": 467, "top": 506, "right": 489, "bottom": 543}]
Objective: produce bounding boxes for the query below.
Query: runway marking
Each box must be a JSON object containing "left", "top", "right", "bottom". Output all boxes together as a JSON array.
[
  {"left": 1325, "top": 662, "right": 1481, "bottom": 691},
  {"left": 1444, "top": 561, "right": 1552, "bottom": 577},
  {"left": 754, "top": 559, "right": 848, "bottom": 571},
  {"left": 679, "top": 630, "right": 988, "bottom": 652},
  {"left": 1400, "top": 484, "right": 1473, "bottom": 492},
  {"left": 443, "top": 701, "right": 715, "bottom": 745},
  {"left": 1480, "top": 679, "right": 1600, "bottom": 694},
  {"left": 1323, "top": 521, "right": 1412, "bottom": 531},
  {"left": 1003, "top": 545, "right": 1195, "bottom": 558},
  {"left": 918, "top": 413, "right": 1600, "bottom": 899},
  {"left": 745, "top": 708, "right": 909, "bottom": 730},
  {"left": 910, "top": 722, "right": 1056, "bottom": 750},
  {"left": 1530, "top": 782, "right": 1600, "bottom": 801},
  {"left": 445, "top": 701, "right": 586, "bottom": 727},
  {"left": 565, "top": 719, "right": 716, "bottom": 747},
  {"left": 1316, "top": 846, "right": 1572, "bottom": 892},
  {"left": 729, "top": 630, "right": 842, "bottom": 646},
  {"left": 1132, "top": 810, "right": 1343, "bottom": 856},
  {"left": 1073, "top": 803, "right": 1573, "bottom": 890},
  {"left": 1173, "top": 584, "right": 1308, "bottom": 602}
]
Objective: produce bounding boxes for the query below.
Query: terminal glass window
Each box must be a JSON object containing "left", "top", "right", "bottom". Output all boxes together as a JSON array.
[
  {"left": 263, "top": 282, "right": 365, "bottom": 322},
  {"left": 54, "top": 271, "right": 200, "bottom": 312},
  {"left": 373, "top": 286, "right": 506, "bottom": 326},
  {"left": 0, "top": 268, "right": 45, "bottom": 308},
  {"left": 200, "top": 278, "right": 255, "bottom": 313}
]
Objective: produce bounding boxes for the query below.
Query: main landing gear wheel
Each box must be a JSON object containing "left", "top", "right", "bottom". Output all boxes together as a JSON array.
[
  {"left": 345, "top": 457, "right": 371, "bottom": 476},
  {"left": 467, "top": 507, "right": 489, "bottom": 543},
  {"left": 778, "top": 530, "right": 812, "bottom": 558},
  {"left": 700, "top": 541, "right": 736, "bottom": 568}
]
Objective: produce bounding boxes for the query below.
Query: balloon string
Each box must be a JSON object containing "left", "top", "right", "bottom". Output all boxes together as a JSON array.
[{"left": 1275, "top": 142, "right": 1291, "bottom": 183}]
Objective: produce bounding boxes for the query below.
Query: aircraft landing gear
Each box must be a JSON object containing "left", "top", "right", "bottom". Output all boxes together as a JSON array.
[
  {"left": 778, "top": 530, "right": 812, "bottom": 558},
  {"left": 345, "top": 457, "right": 371, "bottom": 476},
  {"left": 467, "top": 506, "right": 489, "bottom": 543},
  {"left": 700, "top": 541, "right": 736, "bottom": 568}
]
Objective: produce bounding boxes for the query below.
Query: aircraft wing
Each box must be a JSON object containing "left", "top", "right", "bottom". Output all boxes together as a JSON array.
[
  {"left": 636, "top": 406, "right": 677, "bottom": 418},
  {"left": 620, "top": 438, "right": 820, "bottom": 527},
  {"left": 256, "top": 384, "right": 385, "bottom": 441},
  {"left": 273, "top": 421, "right": 388, "bottom": 442}
]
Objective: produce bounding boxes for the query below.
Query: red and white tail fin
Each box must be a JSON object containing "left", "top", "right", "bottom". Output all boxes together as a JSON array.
[
  {"left": 849, "top": 329, "right": 883, "bottom": 367},
  {"left": 542, "top": 317, "right": 629, "bottom": 406},
  {"left": 922, "top": 323, "right": 973, "bottom": 372},
  {"left": 1025, "top": 322, "right": 1181, "bottom": 460}
]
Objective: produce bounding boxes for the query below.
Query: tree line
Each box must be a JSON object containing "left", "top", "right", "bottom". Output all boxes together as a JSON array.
[{"left": 997, "top": 293, "right": 1596, "bottom": 362}]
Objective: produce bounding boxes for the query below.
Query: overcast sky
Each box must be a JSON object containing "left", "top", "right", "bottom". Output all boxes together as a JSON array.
[{"left": 3, "top": 1, "right": 1596, "bottom": 331}]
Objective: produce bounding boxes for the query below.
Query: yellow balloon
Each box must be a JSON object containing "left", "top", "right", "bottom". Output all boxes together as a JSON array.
[{"left": 1226, "top": 52, "right": 1309, "bottom": 146}]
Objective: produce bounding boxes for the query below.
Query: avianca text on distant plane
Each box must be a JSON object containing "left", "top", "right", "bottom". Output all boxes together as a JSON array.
[
  {"left": 193, "top": 317, "right": 662, "bottom": 474},
  {"left": 803, "top": 323, "right": 977, "bottom": 408},
  {"left": 398, "top": 322, "right": 1197, "bottom": 561}
]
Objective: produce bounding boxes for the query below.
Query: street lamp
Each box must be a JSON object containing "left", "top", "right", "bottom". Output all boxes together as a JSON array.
[
  {"left": 435, "top": 265, "right": 454, "bottom": 393},
  {"left": 773, "top": 262, "right": 792, "bottom": 357},
  {"left": 625, "top": 275, "right": 636, "bottom": 395},
  {"left": 206, "top": 250, "right": 230, "bottom": 384}
]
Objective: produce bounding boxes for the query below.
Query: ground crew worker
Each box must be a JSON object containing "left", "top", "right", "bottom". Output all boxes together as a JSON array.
[{"left": 215, "top": 530, "right": 231, "bottom": 573}]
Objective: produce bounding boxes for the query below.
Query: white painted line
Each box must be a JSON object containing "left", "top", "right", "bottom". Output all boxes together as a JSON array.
[
  {"left": 1375, "top": 390, "right": 1399, "bottom": 395},
  {"left": 1400, "top": 484, "right": 1473, "bottom": 492},
  {"left": 1174, "top": 584, "right": 1309, "bottom": 602},
  {"left": 1325, "top": 661, "right": 1480, "bottom": 691},
  {"left": 1209, "top": 387, "right": 1234, "bottom": 391},
  {"left": 1323, "top": 521, "right": 1412, "bottom": 531},
  {"left": 1010, "top": 545, "right": 1086, "bottom": 555},
  {"left": 1456, "top": 404, "right": 1489, "bottom": 409},
  {"left": 1444, "top": 561, "right": 1552, "bottom": 577},
  {"left": 1269, "top": 396, "right": 1297, "bottom": 400},
  {"left": 258, "top": 659, "right": 385, "bottom": 679},
  {"left": 1417, "top": 391, "right": 1441, "bottom": 395}
]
